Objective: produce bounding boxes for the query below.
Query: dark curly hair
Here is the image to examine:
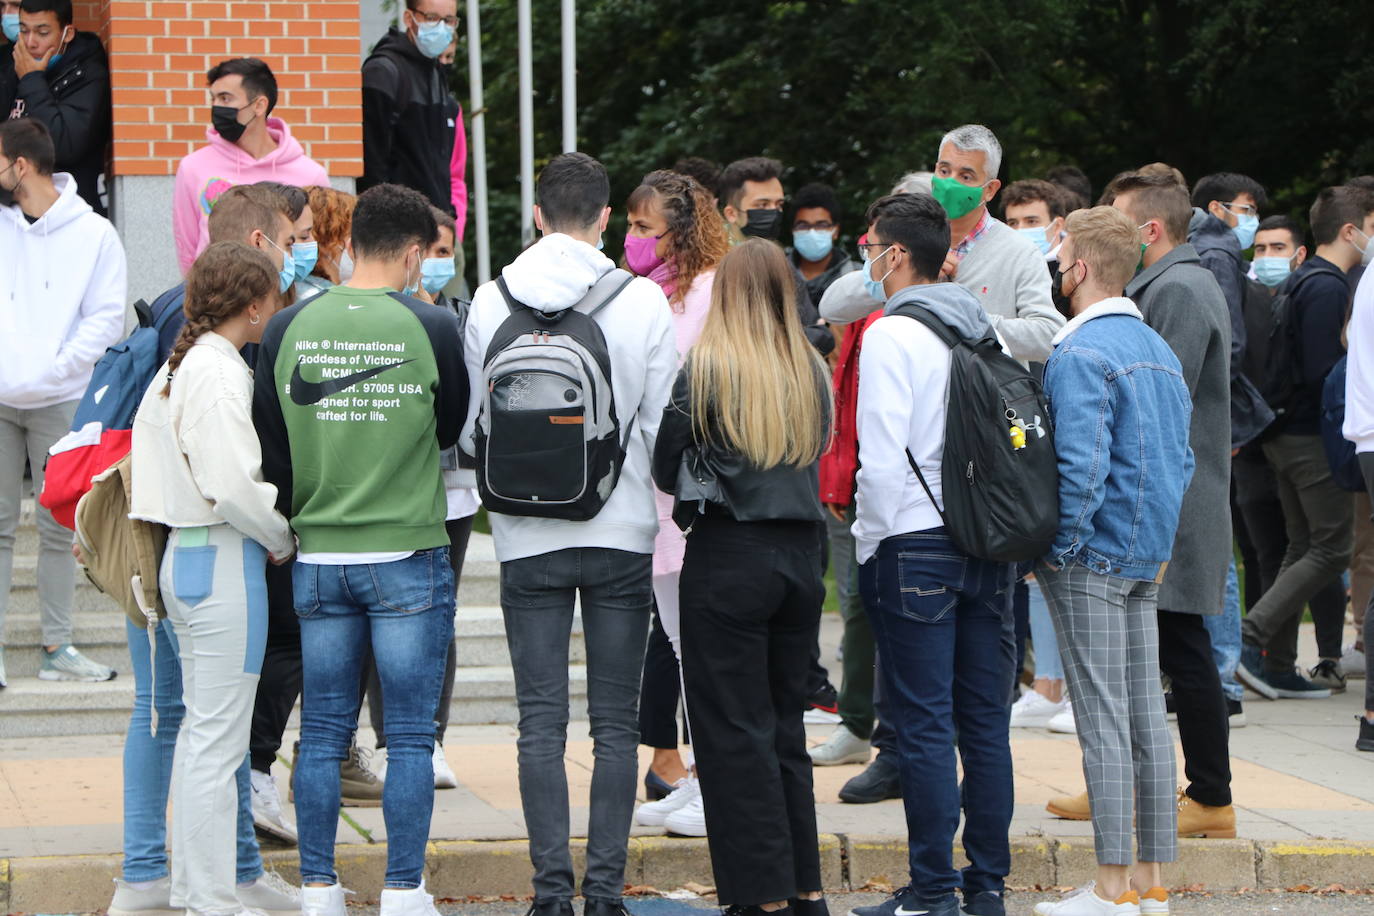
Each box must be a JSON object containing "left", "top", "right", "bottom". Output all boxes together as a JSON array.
[{"left": 626, "top": 170, "right": 729, "bottom": 310}]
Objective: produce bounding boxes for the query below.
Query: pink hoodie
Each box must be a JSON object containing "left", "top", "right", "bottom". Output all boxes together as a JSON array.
[
  {"left": 172, "top": 117, "right": 331, "bottom": 274},
  {"left": 450, "top": 103, "right": 467, "bottom": 242},
  {"left": 653, "top": 267, "right": 716, "bottom": 577}
]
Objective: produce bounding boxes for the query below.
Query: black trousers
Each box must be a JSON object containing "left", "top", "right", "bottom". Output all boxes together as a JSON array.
[
  {"left": 681, "top": 515, "right": 823, "bottom": 906},
  {"left": 250, "top": 560, "right": 301, "bottom": 773},
  {"left": 639, "top": 607, "right": 689, "bottom": 749},
  {"left": 1157, "top": 609, "right": 1232, "bottom": 808}
]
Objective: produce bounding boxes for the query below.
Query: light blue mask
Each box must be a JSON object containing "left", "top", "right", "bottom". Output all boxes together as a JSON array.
[
  {"left": 1017, "top": 225, "right": 1051, "bottom": 256},
  {"left": 1232, "top": 213, "right": 1259, "bottom": 250},
  {"left": 263, "top": 237, "right": 295, "bottom": 294},
  {"left": 291, "top": 240, "right": 318, "bottom": 281},
  {"left": 421, "top": 256, "right": 455, "bottom": 294},
  {"left": 1253, "top": 255, "right": 1294, "bottom": 289},
  {"left": 793, "top": 229, "right": 834, "bottom": 262},
  {"left": 2, "top": 14, "right": 19, "bottom": 42},
  {"left": 863, "top": 247, "right": 893, "bottom": 302},
  {"left": 414, "top": 19, "right": 454, "bottom": 59}
]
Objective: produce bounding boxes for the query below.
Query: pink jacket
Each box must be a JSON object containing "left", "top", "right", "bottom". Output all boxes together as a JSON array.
[
  {"left": 653, "top": 268, "right": 715, "bottom": 577},
  {"left": 172, "top": 117, "right": 331, "bottom": 275},
  {"left": 450, "top": 103, "right": 467, "bottom": 242}
]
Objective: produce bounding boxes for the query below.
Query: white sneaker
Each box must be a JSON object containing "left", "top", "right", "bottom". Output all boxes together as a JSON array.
[
  {"left": 372, "top": 746, "right": 390, "bottom": 783},
  {"left": 635, "top": 777, "right": 698, "bottom": 826},
  {"left": 237, "top": 871, "right": 301, "bottom": 916},
  {"left": 379, "top": 881, "right": 441, "bottom": 916},
  {"left": 432, "top": 744, "right": 457, "bottom": 789},
  {"left": 1047, "top": 702, "right": 1076, "bottom": 735},
  {"left": 1034, "top": 883, "right": 1141, "bottom": 915},
  {"left": 663, "top": 793, "right": 708, "bottom": 836},
  {"left": 1010, "top": 690, "right": 1067, "bottom": 728},
  {"left": 251, "top": 768, "right": 298, "bottom": 845},
  {"left": 1341, "top": 644, "right": 1367, "bottom": 679},
  {"left": 0, "top": 645, "right": 7, "bottom": 688},
  {"left": 300, "top": 883, "right": 346, "bottom": 916},
  {"left": 808, "top": 724, "right": 871, "bottom": 766},
  {"left": 108, "top": 876, "right": 179, "bottom": 916},
  {"left": 803, "top": 707, "right": 841, "bottom": 725}
]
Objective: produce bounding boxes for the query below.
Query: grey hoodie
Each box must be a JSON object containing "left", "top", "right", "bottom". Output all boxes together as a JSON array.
[{"left": 883, "top": 279, "right": 996, "bottom": 342}]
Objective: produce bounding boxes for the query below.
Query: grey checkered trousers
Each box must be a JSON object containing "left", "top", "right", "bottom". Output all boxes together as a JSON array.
[{"left": 1037, "top": 563, "right": 1178, "bottom": 866}]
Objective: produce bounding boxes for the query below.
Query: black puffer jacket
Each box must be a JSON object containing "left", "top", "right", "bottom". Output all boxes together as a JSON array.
[
  {"left": 2, "top": 31, "right": 111, "bottom": 215},
  {"left": 360, "top": 28, "right": 455, "bottom": 213},
  {"left": 652, "top": 368, "right": 829, "bottom": 528}
]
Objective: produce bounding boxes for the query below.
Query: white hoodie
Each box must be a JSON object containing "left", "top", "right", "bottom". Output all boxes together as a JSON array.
[
  {"left": 1344, "top": 266, "right": 1374, "bottom": 453},
  {"left": 0, "top": 173, "right": 127, "bottom": 410},
  {"left": 461, "top": 233, "right": 677, "bottom": 563}
]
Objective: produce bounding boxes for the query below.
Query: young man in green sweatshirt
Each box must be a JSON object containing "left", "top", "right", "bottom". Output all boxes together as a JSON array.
[{"left": 253, "top": 183, "right": 467, "bottom": 916}]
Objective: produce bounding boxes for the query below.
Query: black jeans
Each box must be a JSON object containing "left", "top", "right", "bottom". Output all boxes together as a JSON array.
[
  {"left": 638, "top": 607, "right": 688, "bottom": 749},
  {"left": 681, "top": 515, "right": 823, "bottom": 906},
  {"left": 367, "top": 516, "right": 475, "bottom": 746},
  {"left": 250, "top": 560, "right": 301, "bottom": 773},
  {"left": 1157, "top": 609, "right": 1232, "bottom": 808}
]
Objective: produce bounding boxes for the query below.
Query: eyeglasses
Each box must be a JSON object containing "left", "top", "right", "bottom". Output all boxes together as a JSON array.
[
  {"left": 1222, "top": 201, "right": 1257, "bottom": 217},
  {"left": 412, "top": 9, "right": 459, "bottom": 28},
  {"left": 857, "top": 241, "right": 888, "bottom": 255},
  {"left": 794, "top": 221, "right": 835, "bottom": 232}
]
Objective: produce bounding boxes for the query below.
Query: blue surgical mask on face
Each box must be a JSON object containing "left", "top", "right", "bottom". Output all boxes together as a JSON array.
[
  {"left": 1253, "top": 255, "right": 1295, "bottom": 288},
  {"left": 1232, "top": 213, "right": 1259, "bottom": 250},
  {"left": 421, "top": 256, "right": 455, "bottom": 294},
  {"left": 291, "top": 240, "right": 318, "bottom": 281},
  {"left": 863, "top": 246, "right": 894, "bottom": 302},
  {"left": 2, "top": 14, "right": 19, "bottom": 42},
  {"left": 414, "top": 19, "right": 454, "bottom": 59},
  {"left": 1016, "top": 225, "right": 1051, "bottom": 256},
  {"left": 793, "top": 229, "right": 834, "bottom": 262},
  {"left": 263, "top": 237, "right": 295, "bottom": 294}
]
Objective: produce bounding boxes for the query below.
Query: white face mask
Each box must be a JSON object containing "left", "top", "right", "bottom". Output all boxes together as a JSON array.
[
  {"left": 338, "top": 248, "right": 355, "bottom": 283},
  {"left": 1354, "top": 227, "right": 1374, "bottom": 268}
]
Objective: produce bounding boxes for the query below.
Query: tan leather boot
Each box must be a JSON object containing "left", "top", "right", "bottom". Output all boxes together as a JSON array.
[
  {"left": 1176, "top": 788, "right": 1236, "bottom": 838},
  {"left": 1045, "top": 789, "right": 1091, "bottom": 820}
]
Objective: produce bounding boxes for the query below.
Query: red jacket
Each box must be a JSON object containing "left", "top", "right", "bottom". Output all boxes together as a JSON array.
[{"left": 818, "top": 308, "right": 884, "bottom": 507}]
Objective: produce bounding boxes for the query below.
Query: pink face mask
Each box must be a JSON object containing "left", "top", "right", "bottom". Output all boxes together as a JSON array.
[{"left": 623, "top": 233, "right": 666, "bottom": 276}]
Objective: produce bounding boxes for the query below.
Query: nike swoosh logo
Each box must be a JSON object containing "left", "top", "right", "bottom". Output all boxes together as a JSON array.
[
  {"left": 289, "top": 358, "right": 414, "bottom": 406},
  {"left": 348, "top": 304, "right": 364, "bottom": 310},
  {"left": 894, "top": 908, "right": 931, "bottom": 916}
]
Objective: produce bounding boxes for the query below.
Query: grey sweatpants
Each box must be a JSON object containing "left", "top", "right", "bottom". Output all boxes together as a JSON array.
[
  {"left": 1038, "top": 564, "right": 1177, "bottom": 866},
  {"left": 0, "top": 401, "right": 78, "bottom": 648}
]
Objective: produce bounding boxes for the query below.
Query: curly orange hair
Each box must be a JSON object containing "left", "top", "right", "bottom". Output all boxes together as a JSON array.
[
  {"left": 304, "top": 186, "right": 357, "bottom": 280},
  {"left": 626, "top": 170, "right": 728, "bottom": 310}
]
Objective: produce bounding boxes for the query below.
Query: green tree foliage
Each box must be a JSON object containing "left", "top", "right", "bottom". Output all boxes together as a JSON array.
[{"left": 448, "top": 0, "right": 1374, "bottom": 275}]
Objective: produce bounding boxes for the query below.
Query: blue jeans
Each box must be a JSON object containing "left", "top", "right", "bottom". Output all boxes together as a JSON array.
[
  {"left": 859, "top": 528, "right": 1014, "bottom": 902},
  {"left": 1204, "top": 559, "right": 1243, "bottom": 702},
  {"left": 293, "top": 549, "right": 455, "bottom": 888},
  {"left": 123, "top": 618, "right": 262, "bottom": 885},
  {"left": 1028, "top": 576, "right": 1064, "bottom": 681}
]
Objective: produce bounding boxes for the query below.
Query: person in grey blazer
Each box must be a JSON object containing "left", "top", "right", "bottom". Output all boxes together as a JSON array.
[{"left": 1114, "top": 172, "right": 1237, "bottom": 840}]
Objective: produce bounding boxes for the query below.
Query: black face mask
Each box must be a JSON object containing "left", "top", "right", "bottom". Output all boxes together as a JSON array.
[
  {"left": 211, "top": 105, "right": 251, "bottom": 143},
  {"left": 1051, "top": 265, "right": 1076, "bottom": 319},
  {"left": 742, "top": 208, "right": 783, "bottom": 241}
]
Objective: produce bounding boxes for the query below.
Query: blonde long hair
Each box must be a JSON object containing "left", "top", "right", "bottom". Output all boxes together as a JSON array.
[{"left": 688, "top": 239, "right": 833, "bottom": 468}]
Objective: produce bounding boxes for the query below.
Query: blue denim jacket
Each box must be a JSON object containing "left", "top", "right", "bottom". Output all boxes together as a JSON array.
[{"left": 1042, "top": 299, "right": 1195, "bottom": 581}]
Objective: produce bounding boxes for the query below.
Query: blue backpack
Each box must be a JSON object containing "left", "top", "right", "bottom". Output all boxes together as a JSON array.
[
  {"left": 1321, "top": 355, "right": 1365, "bottom": 492},
  {"left": 40, "top": 287, "right": 186, "bottom": 529}
]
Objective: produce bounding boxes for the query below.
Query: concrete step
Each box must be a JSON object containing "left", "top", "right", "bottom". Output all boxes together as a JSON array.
[
  {"left": 454, "top": 604, "right": 584, "bottom": 667},
  {"left": 0, "top": 663, "right": 588, "bottom": 738}
]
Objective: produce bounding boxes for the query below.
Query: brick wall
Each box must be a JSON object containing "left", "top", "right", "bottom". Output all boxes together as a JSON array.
[{"left": 69, "top": 0, "right": 362, "bottom": 178}]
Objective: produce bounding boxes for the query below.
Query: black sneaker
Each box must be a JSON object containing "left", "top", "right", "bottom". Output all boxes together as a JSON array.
[
  {"left": 1238, "top": 643, "right": 1278, "bottom": 700},
  {"left": 838, "top": 753, "right": 900, "bottom": 804},
  {"left": 807, "top": 681, "right": 840, "bottom": 714},
  {"left": 584, "top": 898, "right": 629, "bottom": 916},
  {"left": 1358, "top": 716, "right": 1374, "bottom": 753},
  {"left": 1264, "top": 667, "right": 1333, "bottom": 699},
  {"left": 1227, "top": 698, "right": 1247, "bottom": 728},
  {"left": 527, "top": 900, "right": 573, "bottom": 916},
  {"left": 1308, "top": 659, "right": 1347, "bottom": 693},
  {"left": 789, "top": 898, "right": 830, "bottom": 916},
  {"left": 848, "top": 888, "right": 958, "bottom": 916},
  {"left": 961, "top": 890, "right": 1005, "bottom": 916}
]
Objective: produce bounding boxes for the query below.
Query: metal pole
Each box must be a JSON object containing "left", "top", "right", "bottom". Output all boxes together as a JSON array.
[
  {"left": 560, "top": 0, "right": 575, "bottom": 152},
  {"left": 466, "top": 0, "right": 491, "bottom": 284},
  {"left": 395, "top": 0, "right": 405, "bottom": 30},
  {"left": 517, "top": 0, "right": 534, "bottom": 245}
]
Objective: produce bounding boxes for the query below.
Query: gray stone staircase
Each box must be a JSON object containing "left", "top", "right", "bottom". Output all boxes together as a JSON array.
[{"left": 0, "top": 498, "right": 586, "bottom": 738}]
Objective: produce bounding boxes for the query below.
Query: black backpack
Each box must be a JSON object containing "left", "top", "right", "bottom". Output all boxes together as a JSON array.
[
  {"left": 891, "top": 303, "right": 1059, "bottom": 564},
  {"left": 1259, "top": 264, "right": 1345, "bottom": 422},
  {"left": 474, "top": 270, "right": 635, "bottom": 520}
]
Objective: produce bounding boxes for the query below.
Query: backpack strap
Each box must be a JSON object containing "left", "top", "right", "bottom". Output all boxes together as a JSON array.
[
  {"left": 906, "top": 448, "right": 950, "bottom": 530},
  {"left": 888, "top": 302, "right": 965, "bottom": 350},
  {"left": 579, "top": 269, "right": 636, "bottom": 318}
]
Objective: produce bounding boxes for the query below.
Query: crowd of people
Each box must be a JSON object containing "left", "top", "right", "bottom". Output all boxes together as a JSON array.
[{"left": 4, "top": 3, "right": 1374, "bottom": 916}]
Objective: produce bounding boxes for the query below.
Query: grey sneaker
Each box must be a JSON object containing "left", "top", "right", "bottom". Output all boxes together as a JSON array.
[
  {"left": 108, "top": 876, "right": 180, "bottom": 916},
  {"left": 1308, "top": 659, "right": 1347, "bottom": 693},
  {"left": 250, "top": 767, "right": 298, "bottom": 845},
  {"left": 808, "top": 723, "right": 872, "bottom": 766},
  {"left": 39, "top": 644, "right": 116, "bottom": 681},
  {"left": 237, "top": 870, "right": 302, "bottom": 916}
]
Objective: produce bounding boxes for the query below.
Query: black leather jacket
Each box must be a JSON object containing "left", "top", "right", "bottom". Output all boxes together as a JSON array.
[{"left": 652, "top": 368, "right": 827, "bottom": 529}]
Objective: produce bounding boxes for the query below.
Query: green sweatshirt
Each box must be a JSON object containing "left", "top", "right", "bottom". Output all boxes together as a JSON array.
[{"left": 252, "top": 285, "right": 468, "bottom": 553}]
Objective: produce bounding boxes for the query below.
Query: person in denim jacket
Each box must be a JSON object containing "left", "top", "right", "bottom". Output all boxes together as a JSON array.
[{"left": 1034, "top": 207, "right": 1194, "bottom": 916}]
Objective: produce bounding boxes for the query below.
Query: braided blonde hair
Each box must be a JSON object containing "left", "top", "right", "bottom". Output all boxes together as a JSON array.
[{"left": 162, "top": 241, "right": 278, "bottom": 396}]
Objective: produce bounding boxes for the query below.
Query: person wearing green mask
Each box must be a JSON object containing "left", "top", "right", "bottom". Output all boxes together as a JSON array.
[{"left": 929, "top": 123, "right": 1062, "bottom": 363}]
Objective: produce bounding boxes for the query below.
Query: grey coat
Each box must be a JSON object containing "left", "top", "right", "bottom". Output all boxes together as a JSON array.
[{"left": 1125, "top": 244, "right": 1232, "bottom": 615}]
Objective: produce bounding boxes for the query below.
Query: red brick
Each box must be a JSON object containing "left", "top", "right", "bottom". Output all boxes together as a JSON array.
[
  {"left": 311, "top": 71, "right": 356, "bottom": 89},
  {"left": 111, "top": 1, "right": 151, "bottom": 16},
  {"left": 120, "top": 122, "right": 170, "bottom": 139},
  {"left": 293, "top": 19, "right": 324, "bottom": 36},
  {"left": 168, "top": 20, "right": 205, "bottom": 36},
  {"left": 108, "top": 34, "right": 146, "bottom": 52},
  {"left": 289, "top": 89, "right": 324, "bottom": 107},
  {"left": 169, "top": 54, "right": 203, "bottom": 70},
  {"left": 275, "top": 71, "right": 307, "bottom": 89},
  {"left": 188, "top": 2, "right": 230, "bottom": 17},
  {"left": 311, "top": 36, "right": 358, "bottom": 54},
  {"left": 309, "top": 142, "right": 358, "bottom": 159},
  {"left": 172, "top": 122, "right": 206, "bottom": 141},
  {"left": 308, "top": 2, "right": 355, "bottom": 19},
  {"left": 189, "top": 37, "right": 230, "bottom": 53},
  {"left": 111, "top": 69, "right": 150, "bottom": 87},
  {"left": 269, "top": 37, "right": 305, "bottom": 54},
  {"left": 151, "top": 36, "right": 187, "bottom": 52},
  {"left": 328, "top": 123, "right": 362, "bottom": 141},
  {"left": 117, "top": 159, "right": 173, "bottom": 176},
  {"left": 113, "top": 140, "right": 150, "bottom": 157},
  {"left": 152, "top": 141, "right": 187, "bottom": 158},
  {"left": 114, "top": 88, "right": 168, "bottom": 105},
  {"left": 149, "top": 1, "right": 181, "bottom": 17},
  {"left": 171, "top": 88, "right": 209, "bottom": 105},
  {"left": 291, "top": 123, "right": 327, "bottom": 141}
]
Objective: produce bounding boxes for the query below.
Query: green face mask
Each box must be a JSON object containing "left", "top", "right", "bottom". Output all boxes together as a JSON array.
[{"left": 931, "top": 175, "right": 987, "bottom": 220}]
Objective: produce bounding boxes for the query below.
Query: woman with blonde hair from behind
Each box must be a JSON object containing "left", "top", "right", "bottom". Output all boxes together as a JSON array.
[{"left": 652, "top": 238, "right": 834, "bottom": 916}]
